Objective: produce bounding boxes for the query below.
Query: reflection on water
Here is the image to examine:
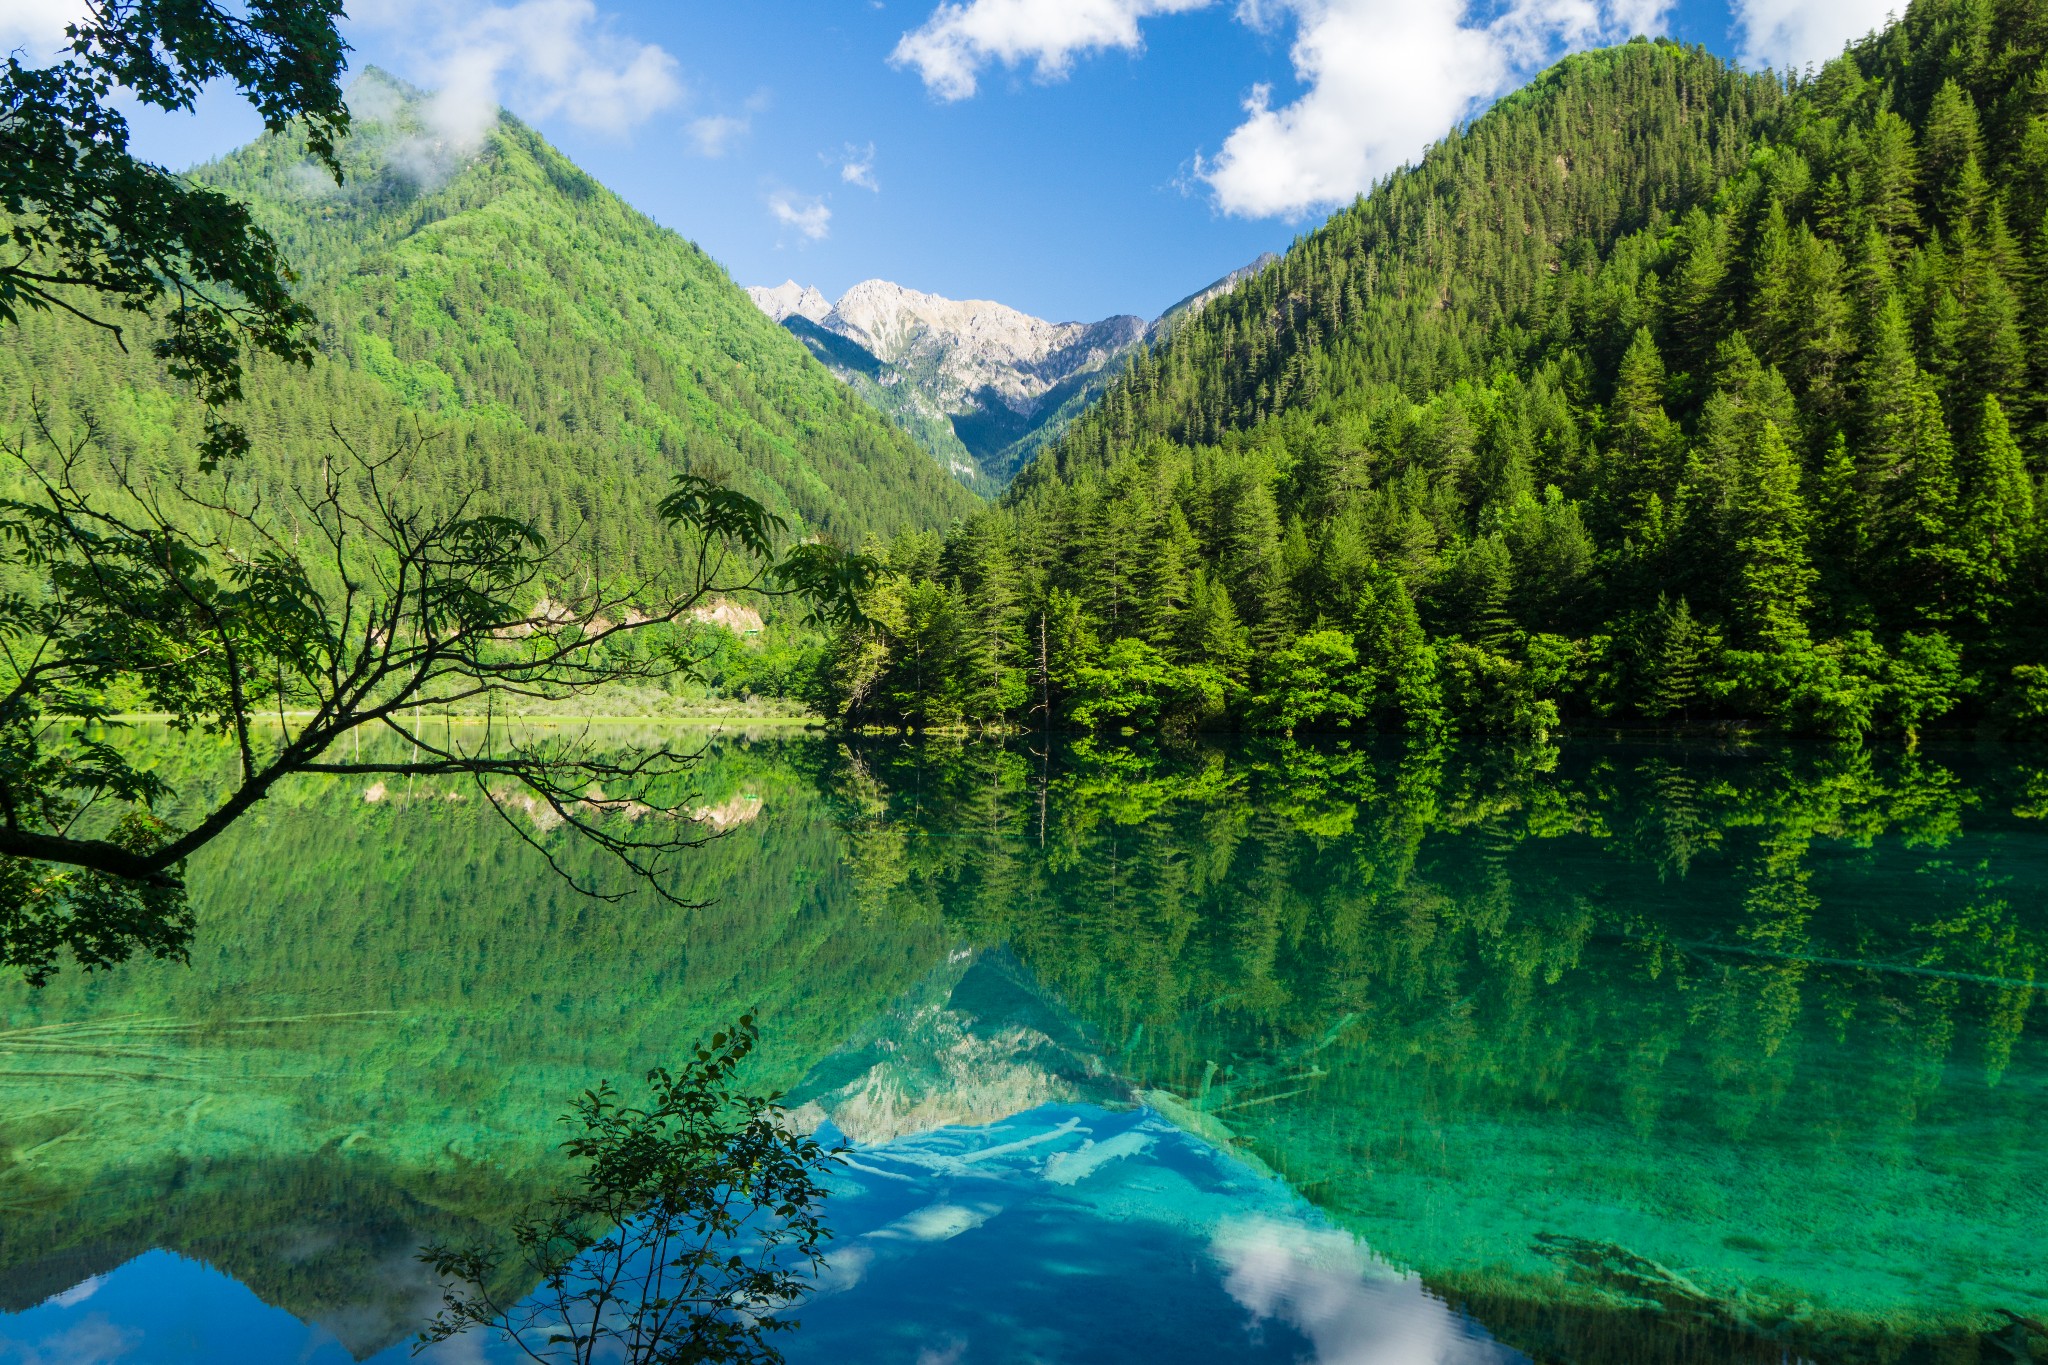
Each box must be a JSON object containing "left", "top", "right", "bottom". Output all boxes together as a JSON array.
[
  {"left": 0, "top": 1101, "right": 1519, "bottom": 1365},
  {"left": 2, "top": 731, "right": 2045, "bottom": 1363}
]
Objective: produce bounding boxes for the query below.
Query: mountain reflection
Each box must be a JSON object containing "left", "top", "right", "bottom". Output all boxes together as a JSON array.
[
  {"left": 1, "top": 729, "right": 2043, "bottom": 1363},
  {"left": 826, "top": 735, "right": 2048, "bottom": 1361}
]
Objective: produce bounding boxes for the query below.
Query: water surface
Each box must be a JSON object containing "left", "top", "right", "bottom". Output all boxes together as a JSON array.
[{"left": 3, "top": 732, "right": 2044, "bottom": 1363}]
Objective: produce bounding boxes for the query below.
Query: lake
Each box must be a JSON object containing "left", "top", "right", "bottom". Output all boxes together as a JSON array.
[{"left": 2, "top": 729, "right": 2045, "bottom": 1363}]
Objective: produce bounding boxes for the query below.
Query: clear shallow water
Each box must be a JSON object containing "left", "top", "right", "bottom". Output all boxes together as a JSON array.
[{"left": 2, "top": 731, "right": 2045, "bottom": 1363}]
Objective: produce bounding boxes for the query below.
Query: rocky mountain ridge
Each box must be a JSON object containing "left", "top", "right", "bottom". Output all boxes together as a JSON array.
[{"left": 746, "top": 259, "right": 1273, "bottom": 489}]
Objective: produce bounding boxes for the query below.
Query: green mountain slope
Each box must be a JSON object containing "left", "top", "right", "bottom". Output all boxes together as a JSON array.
[
  {"left": 826, "top": 3, "right": 2048, "bottom": 742},
  {"left": 0, "top": 71, "right": 976, "bottom": 577},
  {"left": 1026, "top": 37, "right": 1782, "bottom": 487}
]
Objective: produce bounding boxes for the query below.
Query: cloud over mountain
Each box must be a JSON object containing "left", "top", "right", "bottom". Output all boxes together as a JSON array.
[
  {"left": 348, "top": 0, "right": 682, "bottom": 146},
  {"left": 1732, "top": 0, "right": 1900, "bottom": 67},
  {"left": 891, "top": 0, "right": 1907, "bottom": 220},
  {"left": 1200, "top": 0, "right": 1669, "bottom": 218}
]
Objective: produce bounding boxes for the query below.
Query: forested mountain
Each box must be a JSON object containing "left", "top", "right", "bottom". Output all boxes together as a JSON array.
[
  {"left": 826, "top": 2, "right": 2048, "bottom": 742},
  {"left": 0, "top": 70, "right": 976, "bottom": 582}
]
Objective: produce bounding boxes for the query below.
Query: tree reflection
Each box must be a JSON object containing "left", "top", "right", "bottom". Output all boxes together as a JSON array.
[
  {"left": 418, "top": 1018, "right": 837, "bottom": 1365},
  {"left": 826, "top": 735, "right": 2048, "bottom": 1355}
]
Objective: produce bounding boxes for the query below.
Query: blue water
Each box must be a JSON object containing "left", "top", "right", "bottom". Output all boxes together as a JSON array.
[
  {"left": 7, "top": 733, "right": 2046, "bottom": 1362},
  {"left": 0, "top": 1105, "right": 1517, "bottom": 1364}
]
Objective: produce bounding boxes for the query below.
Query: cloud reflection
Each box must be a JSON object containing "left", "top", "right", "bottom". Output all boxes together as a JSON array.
[
  {"left": 1214, "top": 1217, "right": 1519, "bottom": 1364},
  {"left": 0, "top": 1318, "right": 139, "bottom": 1365}
]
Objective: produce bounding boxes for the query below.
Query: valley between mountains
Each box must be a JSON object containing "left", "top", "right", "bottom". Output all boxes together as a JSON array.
[
  {"left": 746, "top": 262, "right": 1274, "bottom": 490},
  {"left": 5, "top": 3, "right": 2048, "bottom": 1362}
]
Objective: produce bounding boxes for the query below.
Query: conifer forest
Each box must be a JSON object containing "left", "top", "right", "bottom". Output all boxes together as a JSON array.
[
  {"left": 824, "top": 4, "right": 2048, "bottom": 746},
  {"left": 5, "top": 1, "right": 2048, "bottom": 1362}
]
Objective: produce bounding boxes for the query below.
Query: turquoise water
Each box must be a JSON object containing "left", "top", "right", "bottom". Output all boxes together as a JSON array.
[
  {"left": 2, "top": 733, "right": 2044, "bottom": 1362},
  {"left": 0, "top": 1102, "right": 1520, "bottom": 1364}
]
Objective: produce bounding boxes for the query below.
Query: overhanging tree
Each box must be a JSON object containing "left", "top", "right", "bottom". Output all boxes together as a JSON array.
[
  {"left": 0, "top": 2, "right": 875, "bottom": 982},
  {"left": 2, "top": 0, "right": 351, "bottom": 467}
]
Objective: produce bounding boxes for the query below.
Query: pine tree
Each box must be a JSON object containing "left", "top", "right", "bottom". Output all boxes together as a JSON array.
[
  {"left": 1944, "top": 153, "right": 1993, "bottom": 231},
  {"left": 1730, "top": 421, "right": 1817, "bottom": 649},
  {"left": 1922, "top": 79, "right": 1986, "bottom": 227},
  {"left": 1140, "top": 504, "right": 1200, "bottom": 650},
  {"left": 1447, "top": 535, "right": 1517, "bottom": 654},
  {"left": 1854, "top": 292, "right": 1927, "bottom": 496},
  {"left": 946, "top": 512, "right": 1026, "bottom": 724},
  {"left": 1669, "top": 207, "right": 1734, "bottom": 377},
  {"left": 2024, "top": 211, "right": 2048, "bottom": 458},
  {"left": 1353, "top": 563, "right": 1442, "bottom": 734},
  {"left": 1638, "top": 596, "right": 1717, "bottom": 722},
  {"left": 1861, "top": 109, "right": 1924, "bottom": 254},
  {"left": 1956, "top": 244, "right": 2027, "bottom": 418},
  {"left": 1888, "top": 383, "right": 1972, "bottom": 624},
  {"left": 1603, "top": 328, "right": 1679, "bottom": 529},
  {"left": 1749, "top": 198, "right": 1797, "bottom": 370},
  {"left": 1787, "top": 226, "right": 1855, "bottom": 415},
  {"left": 2013, "top": 71, "right": 2048, "bottom": 227},
  {"left": 1178, "top": 569, "right": 1252, "bottom": 683},
  {"left": 1812, "top": 431, "right": 1868, "bottom": 621},
  {"left": 1955, "top": 394, "right": 2037, "bottom": 624}
]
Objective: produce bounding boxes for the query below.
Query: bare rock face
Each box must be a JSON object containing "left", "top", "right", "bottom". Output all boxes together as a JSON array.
[
  {"left": 746, "top": 263, "right": 1271, "bottom": 488},
  {"left": 820, "top": 280, "right": 1145, "bottom": 418},
  {"left": 744, "top": 280, "right": 831, "bottom": 325}
]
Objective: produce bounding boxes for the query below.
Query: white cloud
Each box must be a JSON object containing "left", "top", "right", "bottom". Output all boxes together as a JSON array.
[
  {"left": 1199, "top": 0, "right": 1671, "bottom": 219},
  {"left": 892, "top": 0, "right": 1216, "bottom": 101},
  {"left": 0, "top": 0, "right": 82, "bottom": 60},
  {"left": 348, "top": 0, "right": 682, "bottom": 148},
  {"left": 769, "top": 190, "right": 833, "bottom": 241},
  {"left": 688, "top": 113, "right": 749, "bottom": 156},
  {"left": 840, "top": 142, "right": 880, "bottom": 191},
  {"left": 685, "top": 91, "right": 771, "bottom": 157},
  {"left": 1732, "top": 0, "right": 1897, "bottom": 69},
  {"left": 892, "top": 0, "right": 1671, "bottom": 219}
]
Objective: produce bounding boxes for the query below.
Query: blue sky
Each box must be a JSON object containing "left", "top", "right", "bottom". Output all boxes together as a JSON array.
[{"left": 6, "top": 0, "right": 1902, "bottom": 322}]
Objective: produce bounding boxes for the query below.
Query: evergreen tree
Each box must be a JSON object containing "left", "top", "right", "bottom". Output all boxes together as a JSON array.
[
  {"left": 2024, "top": 211, "right": 2048, "bottom": 457},
  {"left": 1921, "top": 79, "right": 1986, "bottom": 226},
  {"left": 1669, "top": 208, "right": 1735, "bottom": 378},
  {"left": 1861, "top": 109, "right": 1925, "bottom": 254},
  {"left": 1854, "top": 292, "right": 1928, "bottom": 497},
  {"left": 1178, "top": 569, "right": 1253, "bottom": 684},
  {"left": 1888, "top": 383, "right": 1972, "bottom": 624},
  {"left": 1140, "top": 504, "right": 1201, "bottom": 649},
  {"left": 1730, "top": 421, "right": 1818, "bottom": 649},
  {"left": 1748, "top": 199, "right": 1798, "bottom": 370},
  {"left": 1954, "top": 394, "right": 2037, "bottom": 624},
  {"left": 1443, "top": 535, "right": 1518, "bottom": 654},
  {"left": 1354, "top": 564, "right": 1444, "bottom": 735},
  {"left": 946, "top": 512, "right": 1027, "bottom": 724},
  {"left": 1812, "top": 431, "right": 1869, "bottom": 621},
  {"left": 1603, "top": 328, "right": 1681, "bottom": 529},
  {"left": 1637, "top": 596, "right": 1719, "bottom": 721},
  {"left": 1956, "top": 242, "right": 2027, "bottom": 417}
]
